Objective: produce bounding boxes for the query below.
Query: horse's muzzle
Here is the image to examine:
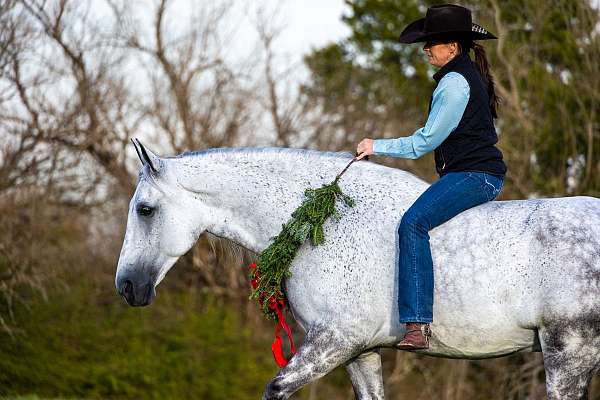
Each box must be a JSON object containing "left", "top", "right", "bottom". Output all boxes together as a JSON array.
[{"left": 117, "top": 278, "right": 155, "bottom": 307}]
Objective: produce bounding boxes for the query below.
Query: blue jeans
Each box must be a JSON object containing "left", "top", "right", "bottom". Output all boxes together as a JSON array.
[{"left": 397, "top": 171, "right": 504, "bottom": 323}]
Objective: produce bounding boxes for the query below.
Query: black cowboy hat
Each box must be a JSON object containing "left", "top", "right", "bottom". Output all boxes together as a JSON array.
[{"left": 399, "top": 4, "right": 497, "bottom": 44}]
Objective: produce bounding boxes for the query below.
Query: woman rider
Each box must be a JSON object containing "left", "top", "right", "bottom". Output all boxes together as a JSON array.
[{"left": 355, "top": 4, "right": 507, "bottom": 350}]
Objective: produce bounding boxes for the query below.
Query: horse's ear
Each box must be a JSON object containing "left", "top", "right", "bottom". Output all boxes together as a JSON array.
[
  {"left": 131, "top": 138, "right": 144, "bottom": 166},
  {"left": 131, "top": 138, "right": 160, "bottom": 174}
]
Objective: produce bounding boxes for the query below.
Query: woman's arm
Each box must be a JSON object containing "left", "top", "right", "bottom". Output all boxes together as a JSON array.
[{"left": 372, "top": 72, "right": 470, "bottom": 159}]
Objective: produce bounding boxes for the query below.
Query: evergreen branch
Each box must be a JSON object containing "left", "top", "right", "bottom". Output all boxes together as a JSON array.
[{"left": 249, "top": 180, "right": 354, "bottom": 318}]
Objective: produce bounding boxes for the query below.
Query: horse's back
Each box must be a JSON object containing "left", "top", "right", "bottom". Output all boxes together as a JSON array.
[
  {"left": 518, "top": 196, "right": 600, "bottom": 321},
  {"left": 435, "top": 195, "right": 600, "bottom": 312}
]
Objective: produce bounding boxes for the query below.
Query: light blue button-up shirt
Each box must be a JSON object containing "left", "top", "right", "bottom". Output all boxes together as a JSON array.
[{"left": 373, "top": 72, "right": 470, "bottom": 159}]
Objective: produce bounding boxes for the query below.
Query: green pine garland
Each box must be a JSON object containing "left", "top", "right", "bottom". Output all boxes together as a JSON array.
[{"left": 249, "top": 178, "right": 355, "bottom": 318}]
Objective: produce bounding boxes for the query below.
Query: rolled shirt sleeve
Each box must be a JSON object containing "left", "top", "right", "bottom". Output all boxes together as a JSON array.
[{"left": 372, "top": 72, "right": 470, "bottom": 159}]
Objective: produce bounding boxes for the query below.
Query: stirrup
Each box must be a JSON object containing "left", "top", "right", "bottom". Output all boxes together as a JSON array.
[{"left": 420, "top": 324, "right": 432, "bottom": 338}]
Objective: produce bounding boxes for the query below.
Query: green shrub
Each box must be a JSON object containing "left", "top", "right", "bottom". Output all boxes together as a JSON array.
[{"left": 0, "top": 282, "right": 277, "bottom": 400}]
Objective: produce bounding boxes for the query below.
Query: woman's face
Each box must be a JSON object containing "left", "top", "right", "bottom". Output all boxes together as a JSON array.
[{"left": 423, "top": 41, "right": 458, "bottom": 68}]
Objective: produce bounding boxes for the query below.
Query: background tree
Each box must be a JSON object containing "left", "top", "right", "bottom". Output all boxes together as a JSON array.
[{"left": 301, "top": 0, "right": 600, "bottom": 196}]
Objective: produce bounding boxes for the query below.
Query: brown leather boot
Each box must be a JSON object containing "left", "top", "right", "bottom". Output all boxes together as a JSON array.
[{"left": 395, "top": 323, "right": 431, "bottom": 350}]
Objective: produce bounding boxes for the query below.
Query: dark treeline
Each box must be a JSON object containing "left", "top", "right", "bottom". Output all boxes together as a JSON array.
[{"left": 0, "top": 0, "right": 598, "bottom": 399}]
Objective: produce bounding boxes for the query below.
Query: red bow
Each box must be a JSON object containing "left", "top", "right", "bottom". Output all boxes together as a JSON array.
[{"left": 249, "top": 262, "right": 296, "bottom": 367}]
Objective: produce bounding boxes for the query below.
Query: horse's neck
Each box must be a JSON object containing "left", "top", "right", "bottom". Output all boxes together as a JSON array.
[{"left": 170, "top": 149, "right": 427, "bottom": 253}]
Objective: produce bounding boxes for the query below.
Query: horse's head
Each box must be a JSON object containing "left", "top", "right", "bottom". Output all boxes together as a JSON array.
[{"left": 115, "top": 139, "right": 205, "bottom": 306}]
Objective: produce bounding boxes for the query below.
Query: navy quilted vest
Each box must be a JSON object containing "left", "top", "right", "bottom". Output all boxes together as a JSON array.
[{"left": 430, "top": 52, "right": 507, "bottom": 178}]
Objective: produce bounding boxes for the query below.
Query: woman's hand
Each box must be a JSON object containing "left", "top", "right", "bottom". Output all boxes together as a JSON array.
[{"left": 356, "top": 138, "right": 374, "bottom": 160}]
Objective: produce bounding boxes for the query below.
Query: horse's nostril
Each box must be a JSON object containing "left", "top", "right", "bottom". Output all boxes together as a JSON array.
[
  {"left": 117, "top": 277, "right": 153, "bottom": 306},
  {"left": 121, "top": 280, "right": 134, "bottom": 301}
]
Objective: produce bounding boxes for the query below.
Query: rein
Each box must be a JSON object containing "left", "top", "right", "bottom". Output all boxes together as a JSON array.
[{"left": 334, "top": 154, "right": 364, "bottom": 183}]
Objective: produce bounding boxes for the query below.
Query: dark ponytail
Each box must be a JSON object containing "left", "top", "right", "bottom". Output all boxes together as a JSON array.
[{"left": 459, "top": 40, "right": 501, "bottom": 119}]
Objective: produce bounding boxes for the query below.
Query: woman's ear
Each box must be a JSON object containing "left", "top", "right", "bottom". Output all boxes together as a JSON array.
[{"left": 449, "top": 42, "right": 458, "bottom": 55}]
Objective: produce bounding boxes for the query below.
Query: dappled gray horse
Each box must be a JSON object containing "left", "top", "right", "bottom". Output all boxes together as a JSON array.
[{"left": 116, "top": 142, "right": 600, "bottom": 399}]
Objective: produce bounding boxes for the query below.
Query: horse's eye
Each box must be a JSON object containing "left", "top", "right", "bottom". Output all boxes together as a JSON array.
[{"left": 137, "top": 204, "right": 154, "bottom": 217}]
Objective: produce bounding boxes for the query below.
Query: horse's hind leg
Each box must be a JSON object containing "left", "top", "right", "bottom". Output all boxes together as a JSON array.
[
  {"left": 539, "top": 321, "right": 600, "bottom": 399},
  {"left": 344, "top": 348, "right": 385, "bottom": 399},
  {"left": 262, "top": 323, "right": 360, "bottom": 400}
]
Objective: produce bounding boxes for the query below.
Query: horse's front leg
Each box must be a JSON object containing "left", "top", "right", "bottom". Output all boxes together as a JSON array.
[{"left": 262, "top": 323, "right": 360, "bottom": 400}]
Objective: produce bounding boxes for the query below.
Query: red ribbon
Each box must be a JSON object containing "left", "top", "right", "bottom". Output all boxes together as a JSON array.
[{"left": 249, "top": 262, "right": 296, "bottom": 367}]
